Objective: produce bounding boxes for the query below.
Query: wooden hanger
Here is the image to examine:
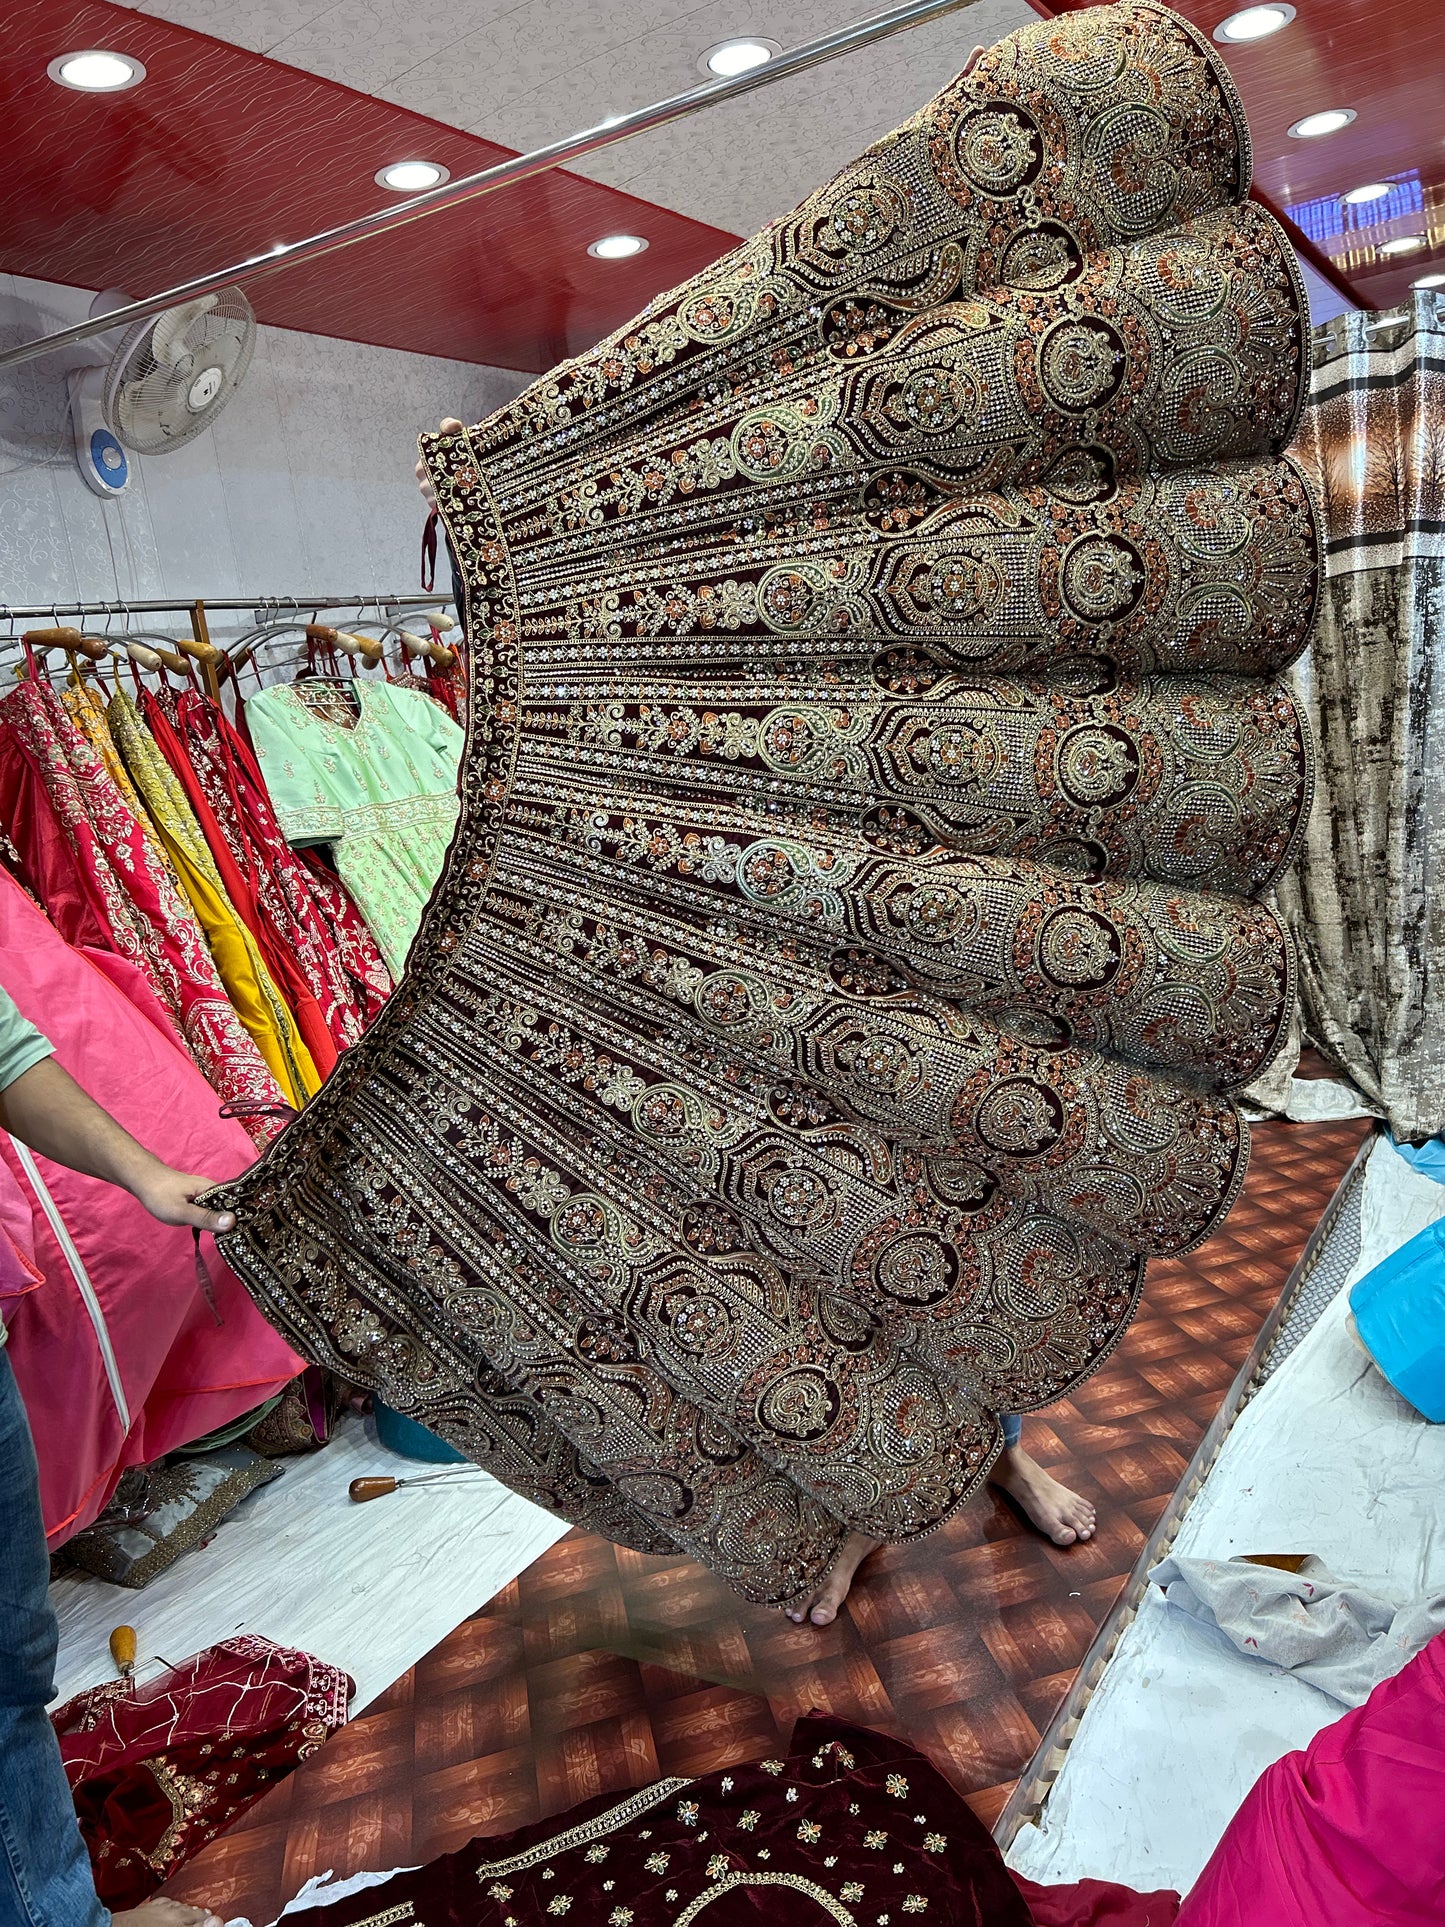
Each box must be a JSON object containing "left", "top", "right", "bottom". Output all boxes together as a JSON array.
[
  {"left": 23, "top": 625, "right": 109, "bottom": 661},
  {"left": 396, "top": 625, "right": 457, "bottom": 669},
  {"left": 172, "top": 633, "right": 223, "bottom": 670},
  {"left": 307, "top": 622, "right": 384, "bottom": 667}
]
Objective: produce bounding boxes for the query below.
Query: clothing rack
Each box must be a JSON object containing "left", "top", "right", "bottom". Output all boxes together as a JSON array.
[
  {"left": 0, "top": 594, "right": 456, "bottom": 700},
  {"left": 0, "top": 594, "right": 454, "bottom": 620}
]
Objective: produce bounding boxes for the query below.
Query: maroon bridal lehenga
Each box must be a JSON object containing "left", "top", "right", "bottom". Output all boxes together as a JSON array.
[{"left": 214, "top": 3, "right": 1319, "bottom": 1605}]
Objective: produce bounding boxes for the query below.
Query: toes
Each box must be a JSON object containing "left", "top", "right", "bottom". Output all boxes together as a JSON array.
[
  {"left": 1052, "top": 1525, "right": 1078, "bottom": 1546},
  {"left": 810, "top": 1602, "right": 838, "bottom": 1625}
]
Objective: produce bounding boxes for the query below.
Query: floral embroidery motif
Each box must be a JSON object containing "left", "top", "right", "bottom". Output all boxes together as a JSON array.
[{"left": 214, "top": 0, "right": 1316, "bottom": 1611}]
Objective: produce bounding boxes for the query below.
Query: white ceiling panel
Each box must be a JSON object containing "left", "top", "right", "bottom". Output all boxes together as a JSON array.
[{"left": 113, "top": 0, "right": 1036, "bottom": 234}]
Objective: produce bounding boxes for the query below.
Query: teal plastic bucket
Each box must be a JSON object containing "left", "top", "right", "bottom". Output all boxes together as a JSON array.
[
  {"left": 373, "top": 1399, "right": 467, "bottom": 1463},
  {"left": 1349, "top": 1218, "right": 1445, "bottom": 1422}
]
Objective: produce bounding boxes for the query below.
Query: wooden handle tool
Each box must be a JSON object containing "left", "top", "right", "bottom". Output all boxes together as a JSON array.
[
  {"left": 109, "top": 1624, "right": 137, "bottom": 1678},
  {"left": 349, "top": 1469, "right": 484, "bottom": 1502}
]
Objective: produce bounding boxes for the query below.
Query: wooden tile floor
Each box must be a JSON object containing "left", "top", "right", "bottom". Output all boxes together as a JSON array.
[{"left": 165, "top": 1114, "right": 1370, "bottom": 1923}]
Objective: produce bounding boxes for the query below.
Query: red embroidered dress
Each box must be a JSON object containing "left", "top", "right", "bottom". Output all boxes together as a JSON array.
[
  {"left": 145, "top": 688, "right": 392, "bottom": 1057},
  {"left": 0, "top": 681, "right": 284, "bottom": 1130}
]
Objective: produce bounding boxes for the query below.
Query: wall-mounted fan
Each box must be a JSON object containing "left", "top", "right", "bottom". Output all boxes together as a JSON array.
[{"left": 68, "top": 287, "right": 256, "bottom": 497}]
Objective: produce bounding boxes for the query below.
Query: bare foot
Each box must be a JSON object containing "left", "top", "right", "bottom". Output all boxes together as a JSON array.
[
  {"left": 991, "top": 1445, "right": 1096, "bottom": 1546},
  {"left": 114, "top": 1901, "right": 223, "bottom": 1927},
  {"left": 785, "top": 1532, "right": 882, "bottom": 1626}
]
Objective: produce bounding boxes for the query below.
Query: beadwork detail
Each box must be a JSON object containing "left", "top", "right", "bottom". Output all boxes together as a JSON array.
[{"left": 213, "top": 3, "right": 1315, "bottom": 1608}]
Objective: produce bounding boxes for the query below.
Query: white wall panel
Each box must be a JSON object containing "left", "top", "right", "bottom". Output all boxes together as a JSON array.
[{"left": 0, "top": 273, "right": 528, "bottom": 634}]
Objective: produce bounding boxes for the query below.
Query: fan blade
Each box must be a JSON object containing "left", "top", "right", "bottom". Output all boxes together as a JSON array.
[{"left": 149, "top": 294, "right": 220, "bottom": 367}]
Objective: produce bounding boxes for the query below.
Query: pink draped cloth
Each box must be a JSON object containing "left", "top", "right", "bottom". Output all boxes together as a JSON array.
[
  {"left": 0, "top": 870, "right": 301, "bottom": 1543},
  {"left": 1178, "top": 1632, "right": 1445, "bottom": 1926}
]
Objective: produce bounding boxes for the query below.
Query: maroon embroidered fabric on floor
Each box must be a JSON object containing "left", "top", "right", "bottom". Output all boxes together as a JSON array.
[
  {"left": 279, "top": 1715, "right": 1033, "bottom": 1926},
  {"left": 274, "top": 1714, "right": 1171, "bottom": 1926},
  {"left": 52, "top": 1634, "right": 352, "bottom": 1909}
]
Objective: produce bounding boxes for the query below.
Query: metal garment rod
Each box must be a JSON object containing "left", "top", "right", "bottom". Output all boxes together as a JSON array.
[
  {"left": 0, "top": 594, "right": 454, "bottom": 620},
  {"left": 0, "top": 0, "right": 982, "bottom": 371}
]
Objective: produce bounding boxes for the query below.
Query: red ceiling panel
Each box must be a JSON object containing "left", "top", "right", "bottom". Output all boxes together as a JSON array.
[
  {"left": 0, "top": 0, "right": 741, "bottom": 369},
  {"left": 1033, "top": 0, "right": 1445, "bottom": 309}
]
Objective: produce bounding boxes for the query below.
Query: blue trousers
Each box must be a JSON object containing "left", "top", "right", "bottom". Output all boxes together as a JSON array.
[
  {"left": 1000, "top": 1413, "right": 1021, "bottom": 1449},
  {"left": 0, "top": 1349, "right": 107, "bottom": 1927}
]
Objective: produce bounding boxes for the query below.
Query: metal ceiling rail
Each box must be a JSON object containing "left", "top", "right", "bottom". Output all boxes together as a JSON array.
[{"left": 0, "top": 0, "right": 984, "bottom": 371}]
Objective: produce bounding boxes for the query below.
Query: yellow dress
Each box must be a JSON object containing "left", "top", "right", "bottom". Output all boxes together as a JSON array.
[{"left": 94, "top": 686, "right": 321, "bottom": 1109}]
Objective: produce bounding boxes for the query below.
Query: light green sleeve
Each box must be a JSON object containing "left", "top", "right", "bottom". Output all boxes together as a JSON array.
[
  {"left": 0, "top": 987, "right": 53, "bottom": 1091},
  {"left": 246, "top": 687, "right": 346, "bottom": 844},
  {"left": 384, "top": 684, "right": 464, "bottom": 784}
]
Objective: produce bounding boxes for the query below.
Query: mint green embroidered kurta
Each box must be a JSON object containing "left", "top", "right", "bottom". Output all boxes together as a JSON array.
[{"left": 246, "top": 681, "right": 463, "bottom": 976}]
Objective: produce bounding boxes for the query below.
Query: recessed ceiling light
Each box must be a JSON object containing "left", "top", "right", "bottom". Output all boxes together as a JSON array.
[
  {"left": 1380, "top": 235, "right": 1425, "bottom": 255},
  {"left": 1288, "top": 108, "right": 1356, "bottom": 140},
  {"left": 1213, "top": 5, "right": 1294, "bottom": 42},
  {"left": 47, "top": 49, "right": 146, "bottom": 92},
  {"left": 375, "top": 160, "right": 450, "bottom": 193},
  {"left": 1342, "top": 181, "right": 1393, "bottom": 205},
  {"left": 1412, "top": 272, "right": 1445, "bottom": 288},
  {"left": 588, "top": 234, "right": 648, "bottom": 260},
  {"left": 700, "top": 38, "right": 780, "bottom": 78}
]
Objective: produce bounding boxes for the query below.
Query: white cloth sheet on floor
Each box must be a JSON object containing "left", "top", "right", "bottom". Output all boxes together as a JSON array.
[
  {"left": 1279, "top": 1075, "right": 1381, "bottom": 1121},
  {"left": 50, "top": 1412, "right": 569, "bottom": 1715},
  {"left": 1007, "top": 1137, "right": 1445, "bottom": 1894},
  {"left": 1148, "top": 1553, "right": 1445, "bottom": 1707}
]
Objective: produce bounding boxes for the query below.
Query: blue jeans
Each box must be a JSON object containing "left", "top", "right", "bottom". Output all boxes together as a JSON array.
[
  {"left": 0, "top": 1348, "right": 107, "bottom": 1927},
  {"left": 1000, "top": 1412, "right": 1021, "bottom": 1449}
]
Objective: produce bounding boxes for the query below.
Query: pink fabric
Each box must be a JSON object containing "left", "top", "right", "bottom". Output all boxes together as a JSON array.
[
  {"left": 1177, "top": 1632, "right": 1445, "bottom": 1927},
  {"left": 0, "top": 871, "right": 301, "bottom": 1544},
  {"left": 1015, "top": 1873, "right": 1180, "bottom": 1925}
]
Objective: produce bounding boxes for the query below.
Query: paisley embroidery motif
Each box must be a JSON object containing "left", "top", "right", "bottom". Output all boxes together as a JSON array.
[{"left": 214, "top": 4, "right": 1314, "bottom": 1607}]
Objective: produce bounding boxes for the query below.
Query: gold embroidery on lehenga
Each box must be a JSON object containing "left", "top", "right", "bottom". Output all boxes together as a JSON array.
[{"left": 214, "top": 4, "right": 1318, "bottom": 1606}]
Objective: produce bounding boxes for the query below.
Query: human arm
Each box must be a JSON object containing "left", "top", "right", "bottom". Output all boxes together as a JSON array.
[{"left": 0, "top": 1055, "right": 235, "bottom": 1233}]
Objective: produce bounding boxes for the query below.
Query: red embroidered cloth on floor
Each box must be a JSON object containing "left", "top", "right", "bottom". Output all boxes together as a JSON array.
[
  {"left": 144, "top": 687, "right": 392, "bottom": 1056},
  {"left": 53, "top": 1634, "right": 352, "bottom": 1909},
  {"left": 274, "top": 1714, "right": 1163, "bottom": 1927}
]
